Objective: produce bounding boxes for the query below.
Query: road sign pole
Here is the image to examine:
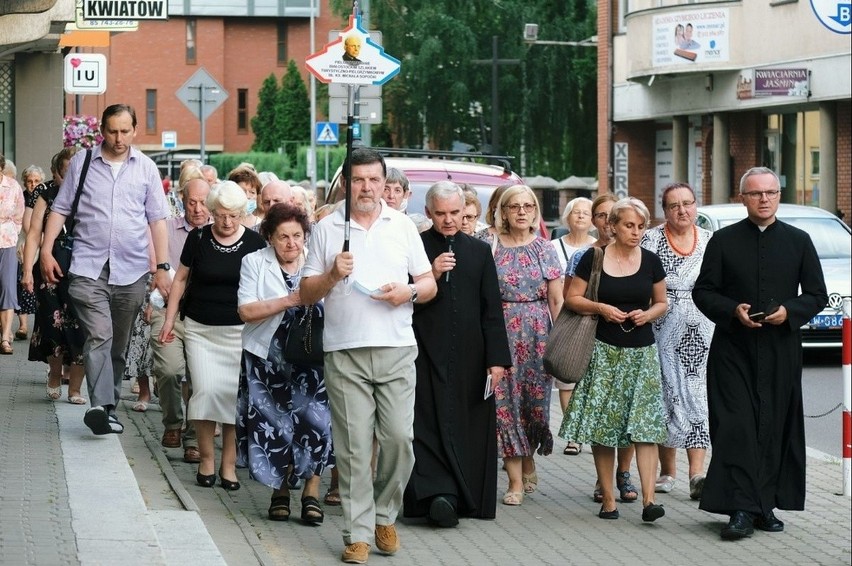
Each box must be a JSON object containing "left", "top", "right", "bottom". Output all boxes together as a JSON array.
[
  {"left": 325, "top": 146, "right": 329, "bottom": 186},
  {"left": 199, "top": 85, "right": 206, "bottom": 162}
]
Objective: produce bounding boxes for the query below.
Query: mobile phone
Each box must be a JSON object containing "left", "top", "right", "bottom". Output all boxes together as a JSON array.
[
  {"left": 748, "top": 301, "right": 779, "bottom": 322},
  {"left": 484, "top": 374, "right": 493, "bottom": 400},
  {"left": 748, "top": 311, "right": 766, "bottom": 322}
]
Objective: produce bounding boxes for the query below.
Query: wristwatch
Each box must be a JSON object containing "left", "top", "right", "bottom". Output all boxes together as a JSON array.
[
  {"left": 408, "top": 284, "right": 418, "bottom": 303},
  {"left": 156, "top": 262, "right": 171, "bottom": 271}
]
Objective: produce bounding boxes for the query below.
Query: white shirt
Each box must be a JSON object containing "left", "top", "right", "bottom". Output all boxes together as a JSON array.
[{"left": 303, "top": 201, "right": 431, "bottom": 351}]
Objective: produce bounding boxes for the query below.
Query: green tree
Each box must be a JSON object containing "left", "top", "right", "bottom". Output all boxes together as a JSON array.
[
  {"left": 251, "top": 73, "right": 281, "bottom": 152},
  {"left": 277, "top": 60, "right": 311, "bottom": 163}
]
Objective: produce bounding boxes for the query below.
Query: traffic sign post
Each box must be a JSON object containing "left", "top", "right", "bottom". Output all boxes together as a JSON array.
[
  {"left": 305, "top": 5, "right": 401, "bottom": 254},
  {"left": 176, "top": 68, "right": 228, "bottom": 162}
]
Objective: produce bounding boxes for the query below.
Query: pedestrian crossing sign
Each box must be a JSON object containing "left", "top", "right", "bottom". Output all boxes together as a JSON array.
[{"left": 316, "top": 122, "right": 339, "bottom": 145}]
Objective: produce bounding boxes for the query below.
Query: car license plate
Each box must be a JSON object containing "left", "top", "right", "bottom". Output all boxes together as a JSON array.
[{"left": 807, "top": 314, "right": 843, "bottom": 329}]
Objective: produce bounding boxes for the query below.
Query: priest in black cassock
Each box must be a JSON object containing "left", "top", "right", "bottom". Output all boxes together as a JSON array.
[
  {"left": 693, "top": 167, "right": 827, "bottom": 541},
  {"left": 403, "top": 181, "right": 511, "bottom": 527}
]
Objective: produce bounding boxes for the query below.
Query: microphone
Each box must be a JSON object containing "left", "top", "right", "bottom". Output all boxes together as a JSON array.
[{"left": 445, "top": 235, "right": 455, "bottom": 283}]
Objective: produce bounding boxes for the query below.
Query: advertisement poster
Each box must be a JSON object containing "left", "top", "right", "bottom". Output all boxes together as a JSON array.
[{"left": 652, "top": 8, "right": 729, "bottom": 67}]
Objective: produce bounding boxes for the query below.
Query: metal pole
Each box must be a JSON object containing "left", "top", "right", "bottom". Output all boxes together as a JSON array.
[
  {"left": 842, "top": 296, "right": 851, "bottom": 497},
  {"left": 199, "top": 84, "right": 206, "bottom": 162},
  {"left": 491, "top": 35, "right": 499, "bottom": 155},
  {"left": 325, "top": 146, "right": 329, "bottom": 187},
  {"left": 343, "top": 83, "right": 355, "bottom": 254},
  {"left": 309, "top": 0, "right": 317, "bottom": 189}
]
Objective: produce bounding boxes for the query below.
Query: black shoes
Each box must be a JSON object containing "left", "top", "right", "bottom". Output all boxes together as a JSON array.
[
  {"left": 598, "top": 506, "right": 619, "bottom": 520},
  {"left": 428, "top": 496, "right": 459, "bottom": 528},
  {"left": 219, "top": 471, "right": 241, "bottom": 491},
  {"left": 754, "top": 510, "right": 784, "bottom": 532},
  {"left": 721, "top": 510, "right": 755, "bottom": 540},
  {"left": 84, "top": 406, "right": 123, "bottom": 435},
  {"left": 642, "top": 503, "right": 665, "bottom": 522},
  {"left": 196, "top": 472, "right": 216, "bottom": 488}
]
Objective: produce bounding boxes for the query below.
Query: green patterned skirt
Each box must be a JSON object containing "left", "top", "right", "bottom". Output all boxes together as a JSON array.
[{"left": 559, "top": 340, "right": 666, "bottom": 447}]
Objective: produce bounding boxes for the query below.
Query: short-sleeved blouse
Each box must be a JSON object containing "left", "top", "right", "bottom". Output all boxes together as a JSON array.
[
  {"left": 180, "top": 225, "right": 265, "bottom": 326},
  {"left": 575, "top": 245, "right": 665, "bottom": 348}
]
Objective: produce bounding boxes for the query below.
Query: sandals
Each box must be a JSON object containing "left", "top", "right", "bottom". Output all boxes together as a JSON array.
[
  {"left": 14, "top": 328, "right": 28, "bottom": 340},
  {"left": 593, "top": 485, "right": 603, "bottom": 503},
  {"left": 655, "top": 474, "right": 675, "bottom": 493},
  {"left": 522, "top": 471, "right": 538, "bottom": 494},
  {"left": 0, "top": 340, "right": 13, "bottom": 355},
  {"left": 689, "top": 475, "right": 705, "bottom": 500},
  {"left": 132, "top": 400, "right": 148, "bottom": 412},
  {"left": 324, "top": 486, "right": 341, "bottom": 506},
  {"left": 46, "top": 371, "right": 62, "bottom": 400},
  {"left": 301, "top": 495, "right": 324, "bottom": 524},
  {"left": 563, "top": 442, "right": 582, "bottom": 456},
  {"left": 268, "top": 494, "right": 291, "bottom": 521},
  {"left": 616, "top": 471, "right": 638, "bottom": 502},
  {"left": 502, "top": 491, "right": 524, "bottom": 506},
  {"left": 68, "top": 394, "right": 87, "bottom": 405},
  {"left": 130, "top": 379, "right": 140, "bottom": 395}
]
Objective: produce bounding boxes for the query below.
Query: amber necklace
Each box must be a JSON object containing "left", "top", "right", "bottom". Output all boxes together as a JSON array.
[{"left": 664, "top": 224, "right": 697, "bottom": 257}]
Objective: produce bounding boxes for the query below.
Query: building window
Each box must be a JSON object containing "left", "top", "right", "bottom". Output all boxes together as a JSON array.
[
  {"left": 146, "top": 89, "right": 157, "bottom": 133},
  {"left": 277, "top": 20, "right": 288, "bottom": 65},
  {"left": 186, "top": 19, "right": 197, "bottom": 64},
  {"left": 238, "top": 89, "right": 248, "bottom": 132},
  {"left": 810, "top": 148, "right": 820, "bottom": 177}
]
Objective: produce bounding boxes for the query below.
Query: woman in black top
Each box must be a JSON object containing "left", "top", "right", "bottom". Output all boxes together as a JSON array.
[
  {"left": 160, "top": 181, "right": 265, "bottom": 489},
  {"left": 559, "top": 197, "right": 669, "bottom": 522}
]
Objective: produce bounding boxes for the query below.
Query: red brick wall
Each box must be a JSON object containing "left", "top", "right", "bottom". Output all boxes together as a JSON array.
[
  {"left": 727, "top": 110, "right": 762, "bottom": 200},
  {"left": 837, "top": 101, "right": 851, "bottom": 221},
  {"left": 66, "top": 5, "right": 338, "bottom": 154}
]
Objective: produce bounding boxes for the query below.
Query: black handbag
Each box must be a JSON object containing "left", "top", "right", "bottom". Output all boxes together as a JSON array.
[
  {"left": 284, "top": 304, "right": 324, "bottom": 366},
  {"left": 52, "top": 149, "right": 92, "bottom": 274}
]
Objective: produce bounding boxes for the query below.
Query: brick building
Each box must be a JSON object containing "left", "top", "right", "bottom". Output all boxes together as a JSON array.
[{"left": 596, "top": 1, "right": 851, "bottom": 221}]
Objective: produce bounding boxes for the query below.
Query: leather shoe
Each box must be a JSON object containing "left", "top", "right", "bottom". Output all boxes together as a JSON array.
[
  {"left": 428, "top": 495, "right": 459, "bottom": 528},
  {"left": 161, "top": 428, "right": 181, "bottom": 448},
  {"left": 183, "top": 447, "right": 201, "bottom": 463},
  {"left": 754, "top": 510, "right": 784, "bottom": 532},
  {"left": 721, "top": 510, "right": 754, "bottom": 540}
]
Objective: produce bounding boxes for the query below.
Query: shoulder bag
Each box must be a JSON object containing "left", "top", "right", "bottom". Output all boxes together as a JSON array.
[
  {"left": 284, "top": 303, "right": 324, "bottom": 366},
  {"left": 52, "top": 149, "right": 92, "bottom": 274},
  {"left": 544, "top": 246, "right": 604, "bottom": 384}
]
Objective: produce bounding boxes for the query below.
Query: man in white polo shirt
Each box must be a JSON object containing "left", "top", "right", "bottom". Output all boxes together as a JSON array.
[{"left": 301, "top": 148, "right": 436, "bottom": 565}]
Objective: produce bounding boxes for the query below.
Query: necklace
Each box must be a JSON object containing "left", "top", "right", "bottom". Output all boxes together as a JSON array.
[
  {"left": 664, "top": 224, "right": 697, "bottom": 257},
  {"left": 619, "top": 321, "right": 637, "bottom": 333},
  {"left": 613, "top": 248, "right": 637, "bottom": 276}
]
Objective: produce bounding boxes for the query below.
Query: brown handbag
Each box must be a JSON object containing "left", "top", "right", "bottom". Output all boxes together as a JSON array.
[{"left": 544, "top": 246, "right": 604, "bottom": 384}]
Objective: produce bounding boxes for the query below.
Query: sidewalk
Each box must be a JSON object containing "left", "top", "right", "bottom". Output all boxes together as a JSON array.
[{"left": 1, "top": 338, "right": 850, "bottom": 565}]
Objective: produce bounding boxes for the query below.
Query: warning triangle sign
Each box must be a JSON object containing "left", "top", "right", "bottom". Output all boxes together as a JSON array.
[{"left": 318, "top": 123, "right": 338, "bottom": 143}]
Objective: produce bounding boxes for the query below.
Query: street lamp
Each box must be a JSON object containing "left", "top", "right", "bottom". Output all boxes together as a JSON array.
[{"left": 523, "top": 23, "right": 597, "bottom": 48}]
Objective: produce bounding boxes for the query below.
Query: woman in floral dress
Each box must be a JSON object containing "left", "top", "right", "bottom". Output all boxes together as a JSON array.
[
  {"left": 489, "top": 185, "right": 562, "bottom": 506},
  {"left": 236, "top": 203, "right": 334, "bottom": 524},
  {"left": 20, "top": 147, "right": 87, "bottom": 404}
]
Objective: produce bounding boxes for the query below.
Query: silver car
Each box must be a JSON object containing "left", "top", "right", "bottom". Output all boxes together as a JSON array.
[{"left": 695, "top": 203, "right": 850, "bottom": 349}]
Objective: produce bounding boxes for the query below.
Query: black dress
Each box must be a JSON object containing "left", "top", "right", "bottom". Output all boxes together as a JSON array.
[
  {"left": 15, "top": 186, "right": 39, "bottom": 316},
  {"left": 28, "top": 182, "right": 85, "bottom": 365}
]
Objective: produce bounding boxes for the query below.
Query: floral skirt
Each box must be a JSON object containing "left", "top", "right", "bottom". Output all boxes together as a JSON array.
[
  {"left": 559, "top": 340, "right": 667, "bottom": 447},
  {"left": 236, "top": 314, "right": 334, "bottom": 490}
]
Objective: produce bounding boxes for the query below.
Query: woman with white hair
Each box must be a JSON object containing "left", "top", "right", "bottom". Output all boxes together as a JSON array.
[
  {"left": 159, "top": 181, "right": 265, "bottom": 489},
  {"left": 550, "top": 197, "right": 596, "bottom": 456}
]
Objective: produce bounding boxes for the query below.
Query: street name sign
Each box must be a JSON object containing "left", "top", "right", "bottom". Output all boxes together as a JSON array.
[{"left": 82, "top": 0, "right": 167, "bottom": 19}]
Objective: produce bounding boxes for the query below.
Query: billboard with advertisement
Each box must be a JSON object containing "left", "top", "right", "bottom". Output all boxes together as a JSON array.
[{"left": 652, "top": 9, "right": 729, "bottom": 68}]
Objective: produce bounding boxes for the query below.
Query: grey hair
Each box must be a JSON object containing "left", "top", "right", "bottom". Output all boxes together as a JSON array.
[
  {"left": 208, "top": 180, "right": 247, "bottom": 214},
  {"left": 385, "top": 167, "right": 410, "bottom": 192},
  {"left": 560, "top": 196, "right": 593, "bottom": 226},
  {"left": 610, "top": 197, "right": 650, "bottom": 226},
  {"left": 200, "top": 164, "right": 218, "bottom": 178},
  {"left": 21, "top": 164, "right": 46, "bottom": 184},
  {"left": 425, "top": 181, "right": 464, "bottom": 211},
  {"left": 739, "top": 167, "right": 780, "bottom": 194}
]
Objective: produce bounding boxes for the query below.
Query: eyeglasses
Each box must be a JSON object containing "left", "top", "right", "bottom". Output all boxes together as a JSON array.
[
  {"left": 213, "top": 211, "right": 241, "bottom": 222},
  {"left": 593, "top": 212, "right": 609, "bottom": 220},
  {"left": 665, "top": 200, "right": 696, "bottom": 212},
  {"left": 503, "top": 203, "right": 536, "bottom": 213},
  {"left": 570, "top": 210, "right": 591, "bottom": 217},
  {"left": 461, "top": 214, "right": 477, "bottom": 223},
  {"left": 741, "top": 190, "right": 781, "bottom": 200}
]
